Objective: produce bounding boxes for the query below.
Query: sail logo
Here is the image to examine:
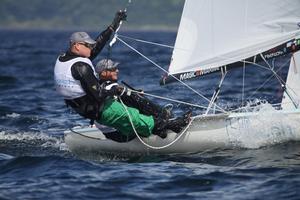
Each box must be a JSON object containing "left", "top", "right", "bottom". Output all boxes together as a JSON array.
[
  {"left": 180, "top": 72, "right": 196, "bottom": 80},
  {"left": 264, "top": 51, "right": 284, "bottom": 59},
  {"left": 179, "top": 68, "right": 220, "bottom": 81}
]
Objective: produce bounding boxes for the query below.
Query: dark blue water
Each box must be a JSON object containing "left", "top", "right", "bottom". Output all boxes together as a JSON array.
[{"left": 0, "top": 30, "right": 300, "bottom": 199}]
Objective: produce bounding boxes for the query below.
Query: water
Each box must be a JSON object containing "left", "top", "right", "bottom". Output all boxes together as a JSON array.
[{"left": 0, "top": 29, "right": 300, "bottom": 199}]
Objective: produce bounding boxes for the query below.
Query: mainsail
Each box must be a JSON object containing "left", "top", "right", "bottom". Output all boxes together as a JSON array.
[{"left": 161, "top": 0, "right": 300, "bottom": 84}]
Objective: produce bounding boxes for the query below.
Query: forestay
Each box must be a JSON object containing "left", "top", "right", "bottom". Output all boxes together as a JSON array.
[{"left": 162, "top": 0, "right": 300, "bottom": 84}]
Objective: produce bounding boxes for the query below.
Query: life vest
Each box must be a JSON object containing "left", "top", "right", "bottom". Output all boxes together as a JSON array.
[{"left": 54, "top": 56, "right": 96, "bottom": 99}]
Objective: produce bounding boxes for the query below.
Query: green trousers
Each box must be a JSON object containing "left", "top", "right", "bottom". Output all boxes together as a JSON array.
[{"left": 97, "top": 98, "right": 155, "bottom": 137}]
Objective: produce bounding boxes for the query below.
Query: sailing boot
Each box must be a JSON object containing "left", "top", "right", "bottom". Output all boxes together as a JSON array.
[
  {"left": 161, "top": 103, "right": 174, "bottom": 119},
  {"left": 165, "top": 111, "right": 192, "bottom": 133},
  {"left": 152, "top": 117, "right": 168, "bottom": 139},
  {"left": 152, "top": 111, "right": 192, "bottom": 138}
]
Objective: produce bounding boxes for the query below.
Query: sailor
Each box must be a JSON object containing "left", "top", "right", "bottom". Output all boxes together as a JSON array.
[
  {"left": 95, "top": 60, "right": 173, "bottom": 119},
  {"left": 54, "top": 10, "right": 127, "bottom": 122},
  {"left": 94, "top": 59, "right": 191, "bottom": 139}
]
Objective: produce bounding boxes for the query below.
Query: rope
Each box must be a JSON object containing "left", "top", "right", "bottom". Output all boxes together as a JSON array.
[
  {"left": 116, "top": 36, "right": 227, "bottom": 114},
  {"left": 248, "top": 55, "right": 289, "bottom": 99},
  {"left": 260, "top": 53, "right": 286, "bottom": 85},
  {"left": 232, "top": 56, "right": 298, "bottom": 104},
  {"left": 121, "top": 78, "right": 212, "bottom": 110},
  {"left": 129, "top": 89, "right": 219, "bottom": 111},
  {"left": 118, "top": 34, "right": 176, "bottom": 49},
  {"left": 118, "top": 97, "right": 194, "bottom": 150},
  {"left": 205, "top": 68, "right": 227, "bottom": 114}
]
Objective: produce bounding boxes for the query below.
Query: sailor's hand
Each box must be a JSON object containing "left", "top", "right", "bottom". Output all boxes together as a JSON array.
[
  {"left": 116, "top": 85, "right": 126, "bottom": 96},
  {"left": 110, "top": 10, "right": 127, "bottom": 31},
  {"left": 137, "top": 89, "right": 144, "bottom": 94},
  {"left": 116, "top": 10, "right": 127, "bottom": 21},
  {"left": 136, "top": 89, "right": 144, "bottom": 95}
]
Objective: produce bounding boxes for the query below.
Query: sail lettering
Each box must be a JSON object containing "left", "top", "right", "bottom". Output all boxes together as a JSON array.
[
  {"left": 264, "top": 51, "right": 284, "bottom": 59},
  {"left": 180, "top": 72, "right": 196, "bottom": 80},
  {"left": 179, "top": 67, "right": 220, "bottom": 81}
]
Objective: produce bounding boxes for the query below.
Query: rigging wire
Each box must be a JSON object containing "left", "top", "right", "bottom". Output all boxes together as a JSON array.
[
  {"left": 227, "top": 55, "right": 297, "bottom": 104},
  {"left": 259, "top": 53, "right": 299, "bottom": 108},
  {"left": 248, "top": 57, "right": 290, "bottom": 100},
  {"left": 228, "top": 54, "right": 300, "bottom": 110},
  {"left": 116, "top": 35, "right": 228, "bottom": 114},
  {"left": 117, "top": 34, "right": 176, "bottom": 49},
  {"left": 260, "top": 53, "right": 286, "bottom": 85},
  {"left": 129, "top": 89, "right": 220, "bottom": 111},
  {"left": 205, "top": 68, "right": 227, "bottom": 114}
]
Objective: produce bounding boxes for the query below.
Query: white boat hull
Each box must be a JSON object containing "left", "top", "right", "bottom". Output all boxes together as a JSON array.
[{"left": 65, "top": 109, "right": 300, "bottom": 157}]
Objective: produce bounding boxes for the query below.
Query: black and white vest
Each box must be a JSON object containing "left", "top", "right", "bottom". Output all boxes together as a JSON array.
[{"left": 54, "top": 56, "right": 96, "bottom": 99}]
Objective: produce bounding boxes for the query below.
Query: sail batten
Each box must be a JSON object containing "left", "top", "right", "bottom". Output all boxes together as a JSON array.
[{"left": 167, "top": 0, "right": 300, "bottom": 78}]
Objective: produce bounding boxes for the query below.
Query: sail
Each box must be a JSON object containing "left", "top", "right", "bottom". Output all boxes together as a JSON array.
[
  {"left": 282, "top": 51, "right": 300, "bottom": 110},
  {"left": 165, "top": 0, "right": 300, "bottom": 83}
]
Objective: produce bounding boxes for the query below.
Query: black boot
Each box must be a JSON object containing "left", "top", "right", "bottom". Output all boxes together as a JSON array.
[
  {"left": 152, "top": 111, "right": 192, "bottom": 138},
  {"left": 160, "top": 103, "right": 174, "bottom": 120},
  {"left": 166, "top": 111, "right": 192, "bottom": 133},
  {"left": 152, "top": 117, "right": 168, "bottom": 139}
]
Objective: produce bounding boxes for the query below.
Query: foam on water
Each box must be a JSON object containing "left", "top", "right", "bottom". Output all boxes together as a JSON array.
[
  {"left": 5, "top": 113, "right": 21, "bottom": 118},
  {"left": 0, "top": 153, "right": 14, "bottom": 160},
  {"left": 229, "top": 102, "right": 300, "bottom": 149},
  {"left": 0, "top": 131, "right": 69, "bottom": 152}
]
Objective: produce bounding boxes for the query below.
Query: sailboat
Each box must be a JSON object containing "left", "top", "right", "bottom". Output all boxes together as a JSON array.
[{"left": 65, "top": 0, "right": 300, "bottom": 156}]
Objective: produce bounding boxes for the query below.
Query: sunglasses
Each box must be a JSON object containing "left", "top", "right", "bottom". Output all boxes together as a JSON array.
[{"left": 78, "top": 43, "right": 95, "bottom": 49}]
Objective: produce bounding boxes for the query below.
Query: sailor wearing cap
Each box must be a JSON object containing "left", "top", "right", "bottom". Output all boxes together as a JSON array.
[
  {"left": 54, "top": 10, "right": 127, "bottom": 121},
  {"left": 93, "top": 58, "right": 158, "bottom": 138},
  {"left": 91, "top": 59, "right": 191, "bottom": 140}
]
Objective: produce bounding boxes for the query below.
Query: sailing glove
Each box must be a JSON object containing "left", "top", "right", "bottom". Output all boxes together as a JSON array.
[
  {"left": 109, "top": 85, "right": 127, "bottom": 96},
  {"left": 110, "top": 10, "right": 127, "bottom": 31},
  {"left": 116, "top": 85, "right": 126, "bottom": 96}
]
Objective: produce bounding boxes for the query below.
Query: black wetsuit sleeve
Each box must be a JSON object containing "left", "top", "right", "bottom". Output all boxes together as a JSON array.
[
  {"left": 89, "top": 27, "right": 113, "bottom": 60},
  {"left": 71, "top": 62, "right": 103, "bottom": 103}
]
